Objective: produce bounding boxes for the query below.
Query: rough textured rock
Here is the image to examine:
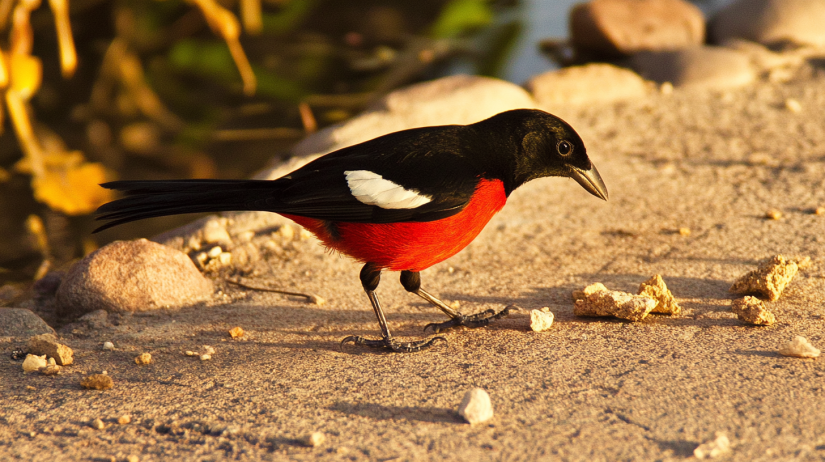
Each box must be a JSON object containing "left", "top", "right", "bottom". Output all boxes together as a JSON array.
[
  {"left": 574, "top": 290, "right": 656, "bottom": 322},
  {"left": 27, "top": 333, "right": 74, "bottom": 365},
  {"left": 56, "top": 239, "right": 214, "bottom": 318},
  {"left": 80, "top": 374, "right": 114, "bottom": 390},
  {"left": 458, "top": 388, "right": 494, "bottom": 425},
  {"left": 709, "top": 0, "right": 825, "bottom": 48},
  {"left": 694, "top": 433, "right": 731, "bottom": 459},
  {"left": 631, "top": 46, "right": 755, "bottom": 90},
  {"left": 638, "top": 274, "right": 681, "bottom": 315},
  {"left": 22, "top": 354, "right": 47, "bottom": 372},
  {"left": 527, "top": 64, "right": 651, "bottom": 107},
  {"left": 572, "top": 282, "right": 608, "bottom": 302},
  {"left": 778, "top": 336, "right": 820, "bottom": 358},
  {"left": 729, "top": 255, "right": 798, "bottom": 301},
  {"left": 730, "top": 296, "right": 776, "bottom": 325},
  {"left": 570, "top": 0, "right": 705, "bottom": 58},
  {"left": 0, "top": 308, "right": 55, "bottom": 339},
  {"left": 529, "top": 308, "right": 555, "bottom": 332},
  {"left": 280, "top": 75, "right": 537, "bottom": 163}
]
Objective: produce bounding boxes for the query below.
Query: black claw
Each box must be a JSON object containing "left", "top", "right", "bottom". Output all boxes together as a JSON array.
[
  {"left": 340, "top": 335, "right": 446, "bottom": 353},
  {"left": 424, "top": 306, "right": 514, "bottom": 333}
]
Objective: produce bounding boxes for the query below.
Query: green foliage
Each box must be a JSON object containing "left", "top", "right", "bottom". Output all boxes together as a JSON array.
[{"left": 430, "top": 0, "right": 493, "bottom": 39}]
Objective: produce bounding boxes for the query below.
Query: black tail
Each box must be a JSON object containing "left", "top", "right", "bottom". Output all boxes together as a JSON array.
[{"left": 94, "top": 180, "right": 281, "bottom": 233}]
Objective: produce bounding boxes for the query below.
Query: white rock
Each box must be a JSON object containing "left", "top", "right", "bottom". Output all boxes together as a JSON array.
[
  {"left": 778, "top": 336, "right": 821, "bottom": 358},
  {"left": 302, "top": 432, "right": 325, "bottom": 447},
  {"left": 458, "top": 388, "right": 494, "bottom": 425},
  {"left": 527, "top": 64, "right": 651, "bottom": 108},
  {"left": 694, "top": 432, "right": 731, "bottom": 459},
  {"left": 22, "top": 354, "right": 47, "bottom": 373},
  {"left": 631, "top": 46, "right": 755, "bottom": 90},
  {"left": 202, "top": 219, "right": 232, "bottom": 246},
  {"left": 710, "top": 0, "right": 825, "bottom": 48},
  {"left": 530, "top": 309, "right": 555, "bottom": 332},
  {"left": 103, "top": 341, "right": 115, "bottom": 350},
  {"left": 200, "top": 354, "right": 212, "bottom": 361}
]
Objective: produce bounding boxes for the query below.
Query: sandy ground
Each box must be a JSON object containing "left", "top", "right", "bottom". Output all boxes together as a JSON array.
[{"left": 3, "top": 68, "right": 825, "bottom": 461}]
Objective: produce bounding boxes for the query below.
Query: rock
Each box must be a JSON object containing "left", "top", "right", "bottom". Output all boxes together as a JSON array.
[
  {"left": 570, "top": 0, "right": 705, "bottom": 59},
  {"left": 574, "top": 290, "right": 656, "bottom": 321},
  {"left": 56, "top": 239, "right": 214, "bottom": 318},
  {"left": 694, "top": 432, "right": 731, "bottom": 459},
  {"left": 631, "top": 46, "right": 755, "bottom": 90},
  {"left": 638, "top": 274, "right": 681, "bottom": 315},
  {"left": 27, "top": 333, "right": 74, "bottom": 365},
  {"left": 201, "top": 218, "right": 233, "bottom": 246},
  {"left": 228, "top": 326, "right": 244, "bottom": 339},
  {"left": 729, "top": 255, "right": 798, "bottom": 301},
  {"left": 529, "top": 308, "right": 555, "bottom": 332},
  {"left": 22, "top": 354, "right": 47, "bottom": 373},
  {"left": 278, "top": 75, "right": 537, "bottom": 164},
  {"left": 134, "top": 353, "right": 152, "bottom": 365},
  {"left": 709, "top": 0, "right": 825, "bottom": 48},
  {"left": 301, "top": 432, "right": 326, "bottom": 447},
  {"left": 572, "top": 282, "right": 608, "bottom": 302},
  {"left": 458, "top": 388, "right": 494, "bottom": 425},
  {"left": 0, "top": 308, "right": 55, "bottom": 339},
  {"left": 526, "top": 64, "right": 651, "bottom": 108},
  {"left": 730, "top": 296, "right": 776, "bottom": 325},
  {"left": 778, "top": 336, "right": 820, "bottom": 358},
  {"left": 80, "top": 374, "right": 114, "bottom": 390}
]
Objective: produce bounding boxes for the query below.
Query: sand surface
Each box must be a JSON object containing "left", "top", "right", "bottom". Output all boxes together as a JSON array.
[{"left": 3, "top": 70, "right": 825, "bottom": 461}]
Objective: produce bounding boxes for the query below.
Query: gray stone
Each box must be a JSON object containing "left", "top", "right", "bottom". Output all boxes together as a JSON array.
[
  {"left": 526, "top": 63, "right": 651, "bottom": 108},
  {"left": 0, "top": 308, "right": 55, "bottom": 339},
  {"left": 56, "top": 239, "right": 214, "bottom": 318},
  {"left": 570, "top": 0, "right": 705, "bottom": 58},
  {"left": 710, "top": 0, "right": 825, "bottom": 48},
  {"left": 631, "top": 46, "right": 755, "bottom": 90}
]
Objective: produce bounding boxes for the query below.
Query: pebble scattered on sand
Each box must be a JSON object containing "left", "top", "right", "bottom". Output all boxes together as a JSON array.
[
  {"left": 765, "top": 209, "right": 782, "bottom": 220},
  {"left": 134, "top": 353, "right": 152, "bottom": 365},
  {"left": 730, "top": 255, "right": 799, "bottom": 301},
  {"left": 678, "top": 227, "right": 691, "bottom": 236},
  {"left": 118, "top": 415, "right": 132, "bottom": 425},
  {"left": 40, "top": 364, "right": 62, "bottom": 376},
  {"left": 530, "top": 308, "right": 555, "bottom": 332},
  {"left": 90, "top": 418, "right": 105, "bottom": 430},
  {"left": 302, "top": 432, "right": 326, "bottom": 447},
  {"left": 785, "top": 98, "right": 802, "bottom": 113},
  {"left": 574, "top": 288, "right": 656, "bottom": 322},
  {"left": 693, "top": 432, "right": 731, "bottom": 459},
  {"left": 730, "top": 296, "right": 776, "bottom": 325},
  {"left": 458, "top": 388, "right": 494, "bottom": 425},
  {"left": 778, "top": 336, "right": 820, "bottom": 358},
  {"left": 229, "top": 326, "right": 245, "bottom": 338},
  {"left": 572, "top": 282, "right": 608, "bottom": 302},
  {"left": 638, "top": 274, "right": 681, "bottom": 315},
  {"left": 27, "top": 334, "right": 73, "bottom": 365},
  {"left": 200, "top": 354, "right": 212, "bottom": 361},
  {"left": 102, "top": 341, "right": 114, "bottom": 350},
  {"left": 22, "top": 354, "right": 47, "bottom": 373}
]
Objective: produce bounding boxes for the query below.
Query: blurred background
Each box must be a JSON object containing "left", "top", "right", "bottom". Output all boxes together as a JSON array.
[{"left": 0, "top": 0, "right": 730, "bottom": 289}]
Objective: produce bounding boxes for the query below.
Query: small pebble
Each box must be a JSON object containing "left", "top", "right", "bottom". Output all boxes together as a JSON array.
[
  {"left": 207, "top": 246, "right": 223, "bottom": 258},
  {"left": 218, "top": 252, "right": 232, "bottom": 265},
  {"left": 200, "top": 354, "right": 212, "bottom": 361},
  {"left": 678, "top": 227, "right": 691, "bottom": 236},
  {"left": 102, "top": 341, "right": 115, "bottom": 350},
  {"left": 203, "top": 345, "right": 216, "bottom": 355},
  {"left": 458, "top": 388, "right": 494, "bottom": 425},
  {"left": 229, "top": 326, "right": 244, "bottom": 338},
  {"left": 90, "top": 418, "right": 105, "bottom": 430},
  {"left": 126, "top": 456, "right": 139, "bottom": 462},
  {"left": 530, "top": 309, "right": 555, "bottom": 332},
  {"left": 279, "top": 224, "right": 295, "bottom": 240},
  {"left": 778, "top": 336, "right": 820, "bottom": 358},
  {"left": 22, "top": 354, "right": 47, "bottom": 373},
  {"left": 694, "top": 432, "right": 730, "bottom": 459},
  {"left": 47, "top": 357, "right": 56, "bottom": 365},
  {"left": 660, "top": 82, "right": 673, "bottom": 95},
  {"left": 785, "top": 98, "right": 802, "bottom": 113},
  {"left": 765, "top": 209, "right": 782, "bottom": 220},
  {"left": 81, "top": 374, "right": 114, "bottom": 390},
  {"left": 40, "top": 364, "right": 62, "bottom": 376},
  {"left": 185, "top": 351, "right": 196, "bottom": 356},
  {"left": 302, "top": 431, "right": 326, "bottom": 447},
  {"left": 118, "top": 415, "right": 131, "bottom": 425},
  {"left": 134, "top": 353, "right": 152, "bottom": 365},
  {"left": 815, "top": 207, "right": 825, "bottom": 216}
]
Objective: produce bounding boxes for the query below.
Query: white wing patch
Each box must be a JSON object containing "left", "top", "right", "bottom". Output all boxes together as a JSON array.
[{"left": 344, "top": 170, "right": 432, "bottom": 209}]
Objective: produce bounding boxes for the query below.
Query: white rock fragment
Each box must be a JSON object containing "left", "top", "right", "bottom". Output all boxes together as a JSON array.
[
  {"left": 218, "top": 252, "right": 232, "bottom": 266},
  {"left": 530, "top": 308, "right": 555, "bottom": 332},
  {"left": 22, "top": 354, "right": 47, "bottom": 373},
  {"left": 572, "top": 282, "right": 608, "bottom": 302},
  {"left": 202, "top": 219, "right": 232, "bottom": 245},
  {"left": 574, "top": 290, "right": 656, "bottom": 322},
  {"left": 785, "top": 98, "right": 802, "bottom": 113},
  {"left": 302, "top": 431, "right": 326, "bottom": 447},
  {"left": 102, "top": 341, "right": 115, "bottom": 350},
  {"left": 458, "top": 388, "right": 494, "bottom": 425},
  {"left": 207, "top": 246, "right": 223, "bottom": 258},
  {"left": 185, "top": 351, "right": 196, "bottom": 356},
  {"left": 203, "top": 345, "right": 216, "bottom": 355},
  {"left": 90, "top": 418, "right": 105, "bottom": 430},
  {"left": 200, "top": 354, "right": 212, "bottom": 361},
  {"left": 694, "top": 432, "right": 731, "bottom": 459},
  {"left": 778, "top": 336, "right": 821, "bottom": 358}
]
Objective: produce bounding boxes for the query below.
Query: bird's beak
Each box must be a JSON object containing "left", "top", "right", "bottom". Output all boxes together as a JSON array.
[{"left": 570, "top": 163, "right": 608, "bottom": 201}]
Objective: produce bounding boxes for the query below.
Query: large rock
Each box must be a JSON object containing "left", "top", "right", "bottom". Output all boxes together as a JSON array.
[
  {"left": 526, "top": 63, "right": 651, "bottom": 108},
  {"left": 570, "top": 0, "right": 705, "bottom": 59},
  {"left": 283, "top": 75, "right": 537, "bottom": 160},
  {"left": 56, "top": 239, "right": 213, "bottom": 318},
  {"left": 631, "top": 46, "right": 755, "bottom": 90},
  {"left": 0, "top": 308, "right": 55, "bottom": 339},
  {"left": 709, "top": 0, "right": 825, "bottom": 48}
]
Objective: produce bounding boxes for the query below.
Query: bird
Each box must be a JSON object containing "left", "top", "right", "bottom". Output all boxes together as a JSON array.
[{"left": 95, "top": 108, "right": 608, "bottom": 352}]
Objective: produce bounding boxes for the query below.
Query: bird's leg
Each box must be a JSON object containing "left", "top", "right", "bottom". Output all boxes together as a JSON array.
[
  {"left": 400, "top": 270, "right": 513, "bottom": 333},
  {"left": 341, "top": 263, "right": 446, "bottom": 352}
]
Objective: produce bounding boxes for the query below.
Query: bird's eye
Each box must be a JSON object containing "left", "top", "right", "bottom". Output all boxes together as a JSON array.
[{"left": 557, "top": 140, "right": 573, "bottom": 156}]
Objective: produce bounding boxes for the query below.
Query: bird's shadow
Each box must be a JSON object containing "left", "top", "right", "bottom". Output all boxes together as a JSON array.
[{"left": 329, "top": 401, "right": 464, "bottom": 424}]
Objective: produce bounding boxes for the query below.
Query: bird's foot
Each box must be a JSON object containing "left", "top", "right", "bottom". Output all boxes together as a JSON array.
[
  {"left": 423, "top": 305, "right": 515, "bottom": 333},
  {"left": 340, "top": 335, "right": 446, "bottom": 353}
]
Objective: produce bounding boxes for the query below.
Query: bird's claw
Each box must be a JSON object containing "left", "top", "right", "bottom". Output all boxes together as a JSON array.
[
  {"left": 424, "top": 306, "right": 515, "bottom": 333},
  {"left": 340, "top": 335, "right": 446, "bottom": 353}
]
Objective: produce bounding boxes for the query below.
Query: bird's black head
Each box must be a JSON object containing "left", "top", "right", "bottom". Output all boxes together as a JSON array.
[{"left": 473, "top": 109, "right": 608, "bottom": 201}]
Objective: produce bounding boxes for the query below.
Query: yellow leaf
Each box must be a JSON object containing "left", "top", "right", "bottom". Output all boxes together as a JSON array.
[{"left": 32, "top": 160, "right": 113, "bottom": 215}]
